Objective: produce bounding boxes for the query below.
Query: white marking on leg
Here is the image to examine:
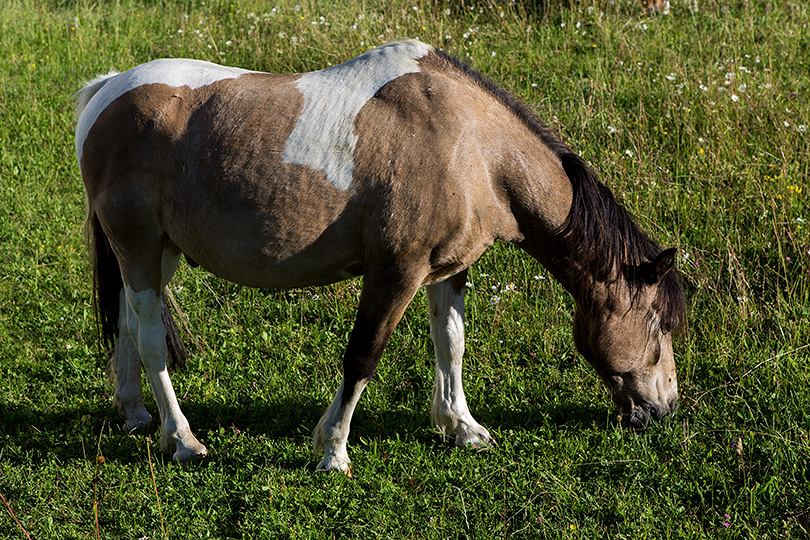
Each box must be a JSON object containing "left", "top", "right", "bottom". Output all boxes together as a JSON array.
[
  {"left": 123, "top": 286, "right": 207, "bottom": 461},
  {"left": 113, "top": 334, "right": 154, "bottom": 432},
  {"left": 76, "top": 58, "right": 257, "bottom": 164},
  {"left": 113, "top": 288, "right": 153, "bottom": 432},
  {"left": 426, "top": 280, "right": 493, "bottom": 448},
  {"left": 282, "top": 40, "right": 433, "bottom": 190},
  {"left": 313, "top": 378, "right": 369, "bottom": 473}
]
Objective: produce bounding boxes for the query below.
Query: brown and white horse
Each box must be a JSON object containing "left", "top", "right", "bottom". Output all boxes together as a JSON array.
[{"left": 75, "top": 41, "right": 685, "bottom": 472}]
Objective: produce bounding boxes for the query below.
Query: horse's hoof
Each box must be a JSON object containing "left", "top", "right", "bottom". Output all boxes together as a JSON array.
[
  {"left": 168, "top": 436, "right": 209, "bottom": 464},
  {"left": 173, "top": 446, "right": 208, "bottom": 464},
  {"left": 176, "top": 452, "right": 208, "bottom": 468},
  {"left": 452, "top": 423, "right": 495, "bottom": 449},
  {"left": 456, "top": 435, "right": 495, "bottom": 449},
  {"left": 123, "top": 416, "right": 155, "bottom": 435},
  {"left": 316, "top": 455, "right": 353, "bottom": 476}
]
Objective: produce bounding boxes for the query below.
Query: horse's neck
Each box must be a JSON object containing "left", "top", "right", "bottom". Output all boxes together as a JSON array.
[
  {"left": 495, "top": 138, "right": 581, "bottom": 293},
  {"left": 520, "top": 228, "right": 610, "bottom": 311},
  {"left": 458, "top": 91, "right": 606, "bottom": 301}
]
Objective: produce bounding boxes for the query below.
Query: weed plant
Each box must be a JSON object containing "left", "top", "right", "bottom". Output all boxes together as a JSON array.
[{"left": 0, "top": 0, "right": 808, "bottom": 538}]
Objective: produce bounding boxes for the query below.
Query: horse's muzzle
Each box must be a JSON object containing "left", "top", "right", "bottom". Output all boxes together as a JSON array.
[{"left": 619, "top": 397, "right": 679, "bottom": 430}]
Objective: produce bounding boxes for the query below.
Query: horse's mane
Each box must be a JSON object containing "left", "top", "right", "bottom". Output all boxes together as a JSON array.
[{"left": 434, "top": 49, "right": 686, "bottom": 333}]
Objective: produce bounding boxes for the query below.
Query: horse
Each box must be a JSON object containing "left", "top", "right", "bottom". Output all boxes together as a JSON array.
[
  {"left": 75, "top": 40, "right": 686, "bottom": 473},
  {"left": 644, "top": 0, "right": 671, "bottom": 15}
]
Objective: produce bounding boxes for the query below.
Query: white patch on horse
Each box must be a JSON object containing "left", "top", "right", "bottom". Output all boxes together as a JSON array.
[
  {"left": 312, "top": 377, "right": 369, "bottom": 472},
  {"left": 282, "top": 40, "right": 434, "bottom": 191},
  {"left": 122, "top": 286, "right": 207, "bottom": 461},
  {"left": 426, "top": 280, "right": 493, "bottom": 447},
  {"left": 75, "top": 59, "right": 257, "bottom": 165}
]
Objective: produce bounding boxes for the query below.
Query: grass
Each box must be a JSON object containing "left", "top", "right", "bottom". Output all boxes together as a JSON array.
[{"left": 1, "top": 0, "right": 809, "bottom": 538}]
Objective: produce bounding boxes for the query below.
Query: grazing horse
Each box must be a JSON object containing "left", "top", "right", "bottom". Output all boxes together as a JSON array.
[{"left": 75, "top": 40, "right": 685, "bottom": 473}]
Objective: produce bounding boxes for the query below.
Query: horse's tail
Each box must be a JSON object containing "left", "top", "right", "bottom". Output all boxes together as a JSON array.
[
  {"left": 84, "top": 206, "right": 122, "bottom": 371},
  {"left": 74, "top": 71, "right": 118, "bottom": 122}
]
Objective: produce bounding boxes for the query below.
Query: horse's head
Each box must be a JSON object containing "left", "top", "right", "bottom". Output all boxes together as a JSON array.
[{"left": 572, "top": 248, "right": 683, "bottom": 429}]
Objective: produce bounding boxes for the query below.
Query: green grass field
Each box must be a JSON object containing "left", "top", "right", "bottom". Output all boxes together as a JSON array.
[{"left": 1, "top": 0, "right": 808, "bottom": 537}]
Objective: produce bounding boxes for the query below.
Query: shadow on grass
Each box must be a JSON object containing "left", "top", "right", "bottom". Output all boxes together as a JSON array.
[
  {"left": 487, "top": 401, "right": 609, "bottom": 431},
  {"left": 0, "top": 394, "right": 612, "bottom": 468}
]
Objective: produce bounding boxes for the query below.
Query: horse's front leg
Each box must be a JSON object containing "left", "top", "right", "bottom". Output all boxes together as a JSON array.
[
  {"left": 313, "top": 268, "right": 422, "bottom": 473},
  {"left": 426, "top": 271, "right": 493, "bottom": 448}
]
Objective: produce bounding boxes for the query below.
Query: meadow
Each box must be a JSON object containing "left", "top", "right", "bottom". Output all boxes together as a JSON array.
[{"left": 1, "top": 0, "right": 808, "bottom": 537}]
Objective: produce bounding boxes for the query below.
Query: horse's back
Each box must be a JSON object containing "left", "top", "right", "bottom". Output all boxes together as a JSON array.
[
  {"left": 76, "top": 62, "right": 354, "bottom": 286},
  {"left": 77, "top": 42, "right": 521, "bottom": 289}
]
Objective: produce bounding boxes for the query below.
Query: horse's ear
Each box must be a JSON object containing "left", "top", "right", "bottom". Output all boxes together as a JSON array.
[{"left": 640, "top": 248, "right": 677, "bottom": 284}]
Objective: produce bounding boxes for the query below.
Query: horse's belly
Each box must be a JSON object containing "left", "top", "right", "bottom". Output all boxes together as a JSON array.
[
  {"left": 202, "top": 255, "right": 362, "bottom": 289},
  {"left": 162, "top": 150, "right": 363, "bottom": 288},
  {"left": 171, "top": 217, "right": 363, "bottom": 289}
]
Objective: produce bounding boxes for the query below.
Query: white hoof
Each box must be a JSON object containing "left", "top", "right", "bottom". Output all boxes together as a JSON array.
[
  {"left": 316, "top": 452, "right": 353, "bottom": 475},
  {"left": 161, "top": 423, "right": 208, "bottom": 463},
  {"left": 433, "top": 413, "right": 495, "bottom": 448},
  {"left": 313, "top": 413, "right": 353, "bottom": 475},
  {"left": 115, "top": 399, "right": 154, "bottom": 434},
  {"left": 170, "top": 437, "right": 208, "bottom": 463},
  {"left": 172, "top": 443, "right": 208, "bottom": 463},
  {"left": 453, "top": 421, "right": 494, "bottom": 448}
]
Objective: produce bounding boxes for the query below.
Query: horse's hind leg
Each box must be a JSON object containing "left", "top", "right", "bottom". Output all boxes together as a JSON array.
[
  {"left": 116, "top": 241, "right": 207, "bottom": 462},
  {"left": 426, "top": 271, "right": 493, "bottom": 448},
  {"left": 112, "top": 301, "right": 154, "bottom": 433}
]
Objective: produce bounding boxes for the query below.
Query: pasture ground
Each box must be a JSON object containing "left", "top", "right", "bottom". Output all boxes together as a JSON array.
[{"left": 1, "top": 0, "right": 808, "bottom": 538}]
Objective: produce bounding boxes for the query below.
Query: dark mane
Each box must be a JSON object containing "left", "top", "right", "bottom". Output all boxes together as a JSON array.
[
  {"left": 434, "top": 49, "right": 686, "bottom": 333},
  {"left": 558, "top": 154, "right": 686, "bottom": 333}
]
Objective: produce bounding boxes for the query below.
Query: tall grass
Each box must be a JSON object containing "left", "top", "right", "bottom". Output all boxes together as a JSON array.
[{"left": 1, "top": 0, "right": 808, "bottom": 538}]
